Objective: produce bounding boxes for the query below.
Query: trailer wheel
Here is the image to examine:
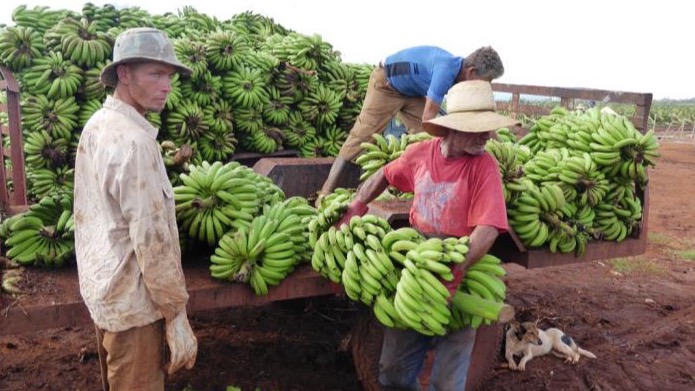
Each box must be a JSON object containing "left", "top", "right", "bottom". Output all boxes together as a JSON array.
[{"left": 350, "top": 311, "right": 504, "bottom": 391}]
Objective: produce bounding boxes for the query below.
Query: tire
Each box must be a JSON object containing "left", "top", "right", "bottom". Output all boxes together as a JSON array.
[
  {"left": 351, "top": 309, "right": 385, "bottom": 391},
  {"left": 350, "top": 311, "right": 504, "bottom": 391}
]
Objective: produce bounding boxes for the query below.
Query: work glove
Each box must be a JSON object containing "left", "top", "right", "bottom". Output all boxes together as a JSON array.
[
  {"left": 441, "top": 266, "right": 466, "bottom": 301},
  {"left": 165, "top": 310, "right": 198, "bottom": 375},
  {"left": 334, "top": 199, "right": 368, "bottom": 229}
]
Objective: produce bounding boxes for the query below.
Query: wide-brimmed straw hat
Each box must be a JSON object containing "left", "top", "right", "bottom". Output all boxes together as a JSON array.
[
  {"left": 100, "top": 27, "right": 192, "bottom": 87},
  {"left": 422, "top": 80, "right": 519, "bottom": 137}
]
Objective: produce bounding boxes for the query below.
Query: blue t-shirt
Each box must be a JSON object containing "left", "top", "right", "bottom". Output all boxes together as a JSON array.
[{"left": 383, "top": 46, "right": 464, "bottom": 104}]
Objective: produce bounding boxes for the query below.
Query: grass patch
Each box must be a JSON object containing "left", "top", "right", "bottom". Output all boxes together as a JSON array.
[
  {"left": 648, "top": 232, "right": 674, "bottom": 246},
  {"left": 677, "top": 249, "right": 695, "bottom": 261},
  {"left": 611, "top": 256, "right": 668, "bottom": 276}
]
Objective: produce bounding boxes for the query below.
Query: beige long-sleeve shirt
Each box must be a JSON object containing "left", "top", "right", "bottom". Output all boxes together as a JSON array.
[{"left": 74, "top": 96, "right": 189, "bottom": 332}]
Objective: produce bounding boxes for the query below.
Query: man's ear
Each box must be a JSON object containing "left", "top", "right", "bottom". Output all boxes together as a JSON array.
[{"left": 116, "top": 64, "right": 130, "bottom": 85}]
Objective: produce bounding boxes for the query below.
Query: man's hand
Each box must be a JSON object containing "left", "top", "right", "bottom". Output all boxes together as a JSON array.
[
  {"left": 165, "top": 310, "right": 198, "bottom": 375},
  {"left": 334, "top": 199, "right": 368, "bottom": 228},
  {"left": 442, "top": 266, "right": 466, "bottom": 300}
]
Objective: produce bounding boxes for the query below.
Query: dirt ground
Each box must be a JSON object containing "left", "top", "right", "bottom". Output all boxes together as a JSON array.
[{"left": 1, "top": 137, "right": 695, "bottom": 391}]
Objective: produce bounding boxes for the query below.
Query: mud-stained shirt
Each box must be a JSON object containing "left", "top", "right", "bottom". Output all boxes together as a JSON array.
[
  {"left": 383, "top": 138, "right": 508, "bottom": 237},
  {"left": 73, "top": 96, "right": 188, "bottom": 332}
]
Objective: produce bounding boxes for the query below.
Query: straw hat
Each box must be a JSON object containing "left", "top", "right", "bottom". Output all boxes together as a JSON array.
[
  {"left": 100, "top": 28, "right": 192, "bottom": 87},
  {"left": 422, "top": 80, "right": 519, "bottom": 137}
]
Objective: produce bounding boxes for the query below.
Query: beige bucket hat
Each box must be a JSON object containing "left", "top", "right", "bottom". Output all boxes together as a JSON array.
[
  {"left": 423, "top": 80, "right": 519, "bottom": 137},
  {"left": 100, "top": 27, "right": 192, "bottom": 87}
]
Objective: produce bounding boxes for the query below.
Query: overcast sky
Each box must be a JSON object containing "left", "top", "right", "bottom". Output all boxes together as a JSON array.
[{"left": 1, "top": 0, "right": 692, "bottom": 100}]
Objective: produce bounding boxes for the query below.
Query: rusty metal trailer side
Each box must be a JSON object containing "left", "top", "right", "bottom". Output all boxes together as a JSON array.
[{"left": 0, "top": 66, "right": 28, "bottom": 214}]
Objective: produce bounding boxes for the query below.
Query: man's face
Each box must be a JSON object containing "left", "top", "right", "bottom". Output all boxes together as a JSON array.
[
  {"left": 448, "top": 130, "right": 493, "bottom": 156},
  {"left": 120, "top": 62, "right": 176, "bottom": 114}
]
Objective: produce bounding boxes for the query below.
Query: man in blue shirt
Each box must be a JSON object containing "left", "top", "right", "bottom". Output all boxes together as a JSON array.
[{"left": 318, "top": 46, "right": 505, "bottom": 197}]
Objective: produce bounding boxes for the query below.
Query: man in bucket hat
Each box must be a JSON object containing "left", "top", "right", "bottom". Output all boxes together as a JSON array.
[
  {"left": 74, "top": 27, "right": 196, "bottom": 390},
  {"left": 335, "top": 80, "right": 518, "bottom": 391},
  {"left": 318, "top": 45, "right": 505, "bottom": 201}
]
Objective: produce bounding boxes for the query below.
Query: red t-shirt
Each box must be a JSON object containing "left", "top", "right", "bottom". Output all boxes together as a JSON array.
[{"left": 383, "top": 138, "right": 508, "bottom": 237}]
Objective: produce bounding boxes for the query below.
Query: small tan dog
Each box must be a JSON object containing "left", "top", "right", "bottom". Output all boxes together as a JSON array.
[{"left": 504, "top": 320, "right": 597, "bottom": 371}]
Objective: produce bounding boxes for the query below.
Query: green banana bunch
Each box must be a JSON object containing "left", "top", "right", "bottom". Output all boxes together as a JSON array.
[
  {"left": 556, "top": 152, "right": 610, "bottom": 207},
  {"left": 355, "top": 132, "right": 433, "bottom": 182},
  {"left": 448, "top": 254, "right": 512, "bottom": 329},
  {"left": 179, "top": 70, "right": 222, "bottom": 108},
  {"left": 117, "top": 6, "right": 154, "bottom": 29},
  {"left": 495, "top": 127, "right": 518, "bottom": 143},
  {"left": 320, "top": 124, "right": 347, "bottom": 157},
  {"left": 221, "top": 64, "right": 270, "bottom": 109},
  {"left": 172, "top": 37, "right": 208, "bottom": 79},
  {"left": 164, "top": 99, "right": 209, "bottom": 144},
  {"left": 23, "top": 129, "right": 69, "bottom": 170},
  {"left": 4, "top": 194, "right": 74, "bottom": 267},
  {"left": 485, "top": 138, "right": 531, "bottom": 203},
  {"left": 272, "top": 63, "right": 319, "bottom": 104},
  {"left": 174, "top": 161, "right": 263, "bottom": 246},
  {"left": 21, "top": 94, "right": 80, "bottom": 141},
  {"left": 0, "top": 25, "right": 45, "bottom": 71},
  {"left": 204, "top": 30, "right": 250, "bottom": 73},
  {"left": 21, "top": 50, "right": 83, "bottom": 99},
  {"left": 593, "top": 202, "right": 632, "bottom": 242},
  {"left": 393, "top": 257, "right": 453, "bottom": 336},
  {"left": 282, "top": 112, "right": 317, "bottom": 149},
  {"left": 164, "top": 73, "right": 183, "bottom": 111},
  {"left": 372, "top": 291, "right": 410, "bottom": 329},
  {"left": 309, "top": 188, "right": 354, "bottom": 247},
  {"left": 203, "top": 99, "right": 235, "bottom": 134},
  {"left": 402, "top": 236, "right": 469, "bottom": 282},
  {"left": 27, "top": 165, "right": 74, "bottom": 200},
  {"left": 262, "top": 86, "right": 293, "bottom": 127},
  {"left": 298, "top": 84, "right": 343, "bottom": 127},
  {"left": 196, "top": 127, "right": 238, "bottom": 163},
  {"left": 78, "top": 98, "right": 103, "bottom": 128},
  {"left": 58, "top": 17, "right": 113, "bottom": 68},
  {"left": 210, "top": 197, "right": 316, "bottom": 295},
  {"left": 334, "top": 214, "right": 396, "bottom": 305}
]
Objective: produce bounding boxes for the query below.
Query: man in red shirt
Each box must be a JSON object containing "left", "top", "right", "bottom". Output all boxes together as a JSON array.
[{"left": 335, "top": 80, "right": 518, "bottom": 390}]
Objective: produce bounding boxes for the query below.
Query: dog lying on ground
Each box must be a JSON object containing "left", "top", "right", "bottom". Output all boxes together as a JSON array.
[{"left": 504, "top": 320, "right": 597, "bottom": 371}]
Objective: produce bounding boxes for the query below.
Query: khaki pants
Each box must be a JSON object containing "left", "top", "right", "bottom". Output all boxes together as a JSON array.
[
  {"left": 95, "top": 320, "right": 165, "bottom": 391},
  {"left": 338, "top": 66, "right": 426, "bottom": 161}
]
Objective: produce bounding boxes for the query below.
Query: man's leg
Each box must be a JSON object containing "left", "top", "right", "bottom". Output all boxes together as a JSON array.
[
  {"left": 428, "top": 327, "right": 477, "bottom": 391},
  {"left": 94, "top": 325, "right": 109, "bottom": 391},
  {"left": 399, "top": 96, "right": 427, "bottom": 135},
  {"left": 321, "top": 67, "right": 406, "bottom": 196},
  {"left": 379, "top": 327, "right": 430, "bottom": 391},
  {"left": 101, "top": 320, "right": 166, "bottom": 391}
]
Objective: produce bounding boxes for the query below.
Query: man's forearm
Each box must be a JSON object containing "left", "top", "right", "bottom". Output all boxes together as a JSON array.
[
  {"left": 460, "top": 225, "right": 499, "bottom": 270},
  {"left": 422, "top": 97, "right": 441, "bottom": 123},
  {"left": 354, "top": 167, "right": 390, "bottom": 205}
]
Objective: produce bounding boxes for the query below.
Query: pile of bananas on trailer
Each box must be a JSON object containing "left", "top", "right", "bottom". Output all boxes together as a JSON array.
[
  {"left": 0, "top": 3, "right": 375, "bottom": 269},
  {"left": 308, "top": 194, "right": 513, "bottom": 335},
  {"left": 487, "top": 106, "right": 660, "bottom": 256},
  {"left": 0, "top": 194, "right": 74, "bottom": 267}
]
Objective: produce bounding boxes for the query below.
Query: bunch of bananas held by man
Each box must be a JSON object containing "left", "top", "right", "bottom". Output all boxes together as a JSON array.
[
  {"left": 314, "top": 214, "right": 396, "bottom": 302},
  {"left": 450, "top": 253, "right": 514, "bottom": 329}
]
